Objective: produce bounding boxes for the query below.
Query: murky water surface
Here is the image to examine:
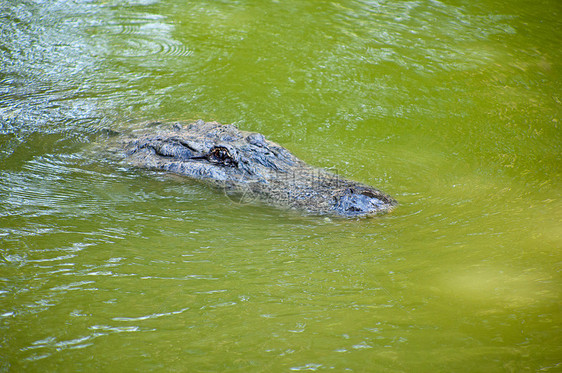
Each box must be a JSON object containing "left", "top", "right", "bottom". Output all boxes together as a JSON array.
[{"left": 1, "top": 0, "right": 561, "bottom": 371}]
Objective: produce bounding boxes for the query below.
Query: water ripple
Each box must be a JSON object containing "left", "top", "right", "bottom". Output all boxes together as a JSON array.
[
  {"left": 112, "top": 306, "right": 190, "bottom": 322},
  {"left": 332, "top": 0, "right": 516, "bottom": 73},
  {"left": 0, "top": 0, "right": 116, "bottom": 161},
  {"left": 92, "top": 15, "right": 192, "bottom": 58}
]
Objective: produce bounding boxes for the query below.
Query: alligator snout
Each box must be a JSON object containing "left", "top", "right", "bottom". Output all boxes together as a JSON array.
[{"left": 333, "top": 187, "right": 393, "bottom": 216}]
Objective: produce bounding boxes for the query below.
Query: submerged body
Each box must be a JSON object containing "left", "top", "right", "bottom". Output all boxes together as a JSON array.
[{"left": 122, "top": 120, "right": 396, "bottom": 217}]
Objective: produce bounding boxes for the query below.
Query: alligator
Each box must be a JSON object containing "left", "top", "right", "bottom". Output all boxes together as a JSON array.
[{"left": 120, "top": 120, "right": 396, "bottom": 217}]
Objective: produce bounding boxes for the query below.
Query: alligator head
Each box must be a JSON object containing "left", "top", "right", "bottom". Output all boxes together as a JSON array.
[{"left": 123, "top": 120, "right": 396, "bottom": 217}]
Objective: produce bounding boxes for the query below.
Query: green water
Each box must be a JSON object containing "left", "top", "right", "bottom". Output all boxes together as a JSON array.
[{"left": 1, "top": 0, "right": 561, "bottom": 371}]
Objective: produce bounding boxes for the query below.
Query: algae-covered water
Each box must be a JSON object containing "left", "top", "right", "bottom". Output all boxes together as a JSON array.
[{"left": 1, "top": 0, "right": 561, "bottom": 371}]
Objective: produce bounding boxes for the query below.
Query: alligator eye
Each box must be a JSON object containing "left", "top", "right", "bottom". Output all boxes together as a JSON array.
[{"left": 208, "top": 146, "right": 235, "bottom": 166}]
